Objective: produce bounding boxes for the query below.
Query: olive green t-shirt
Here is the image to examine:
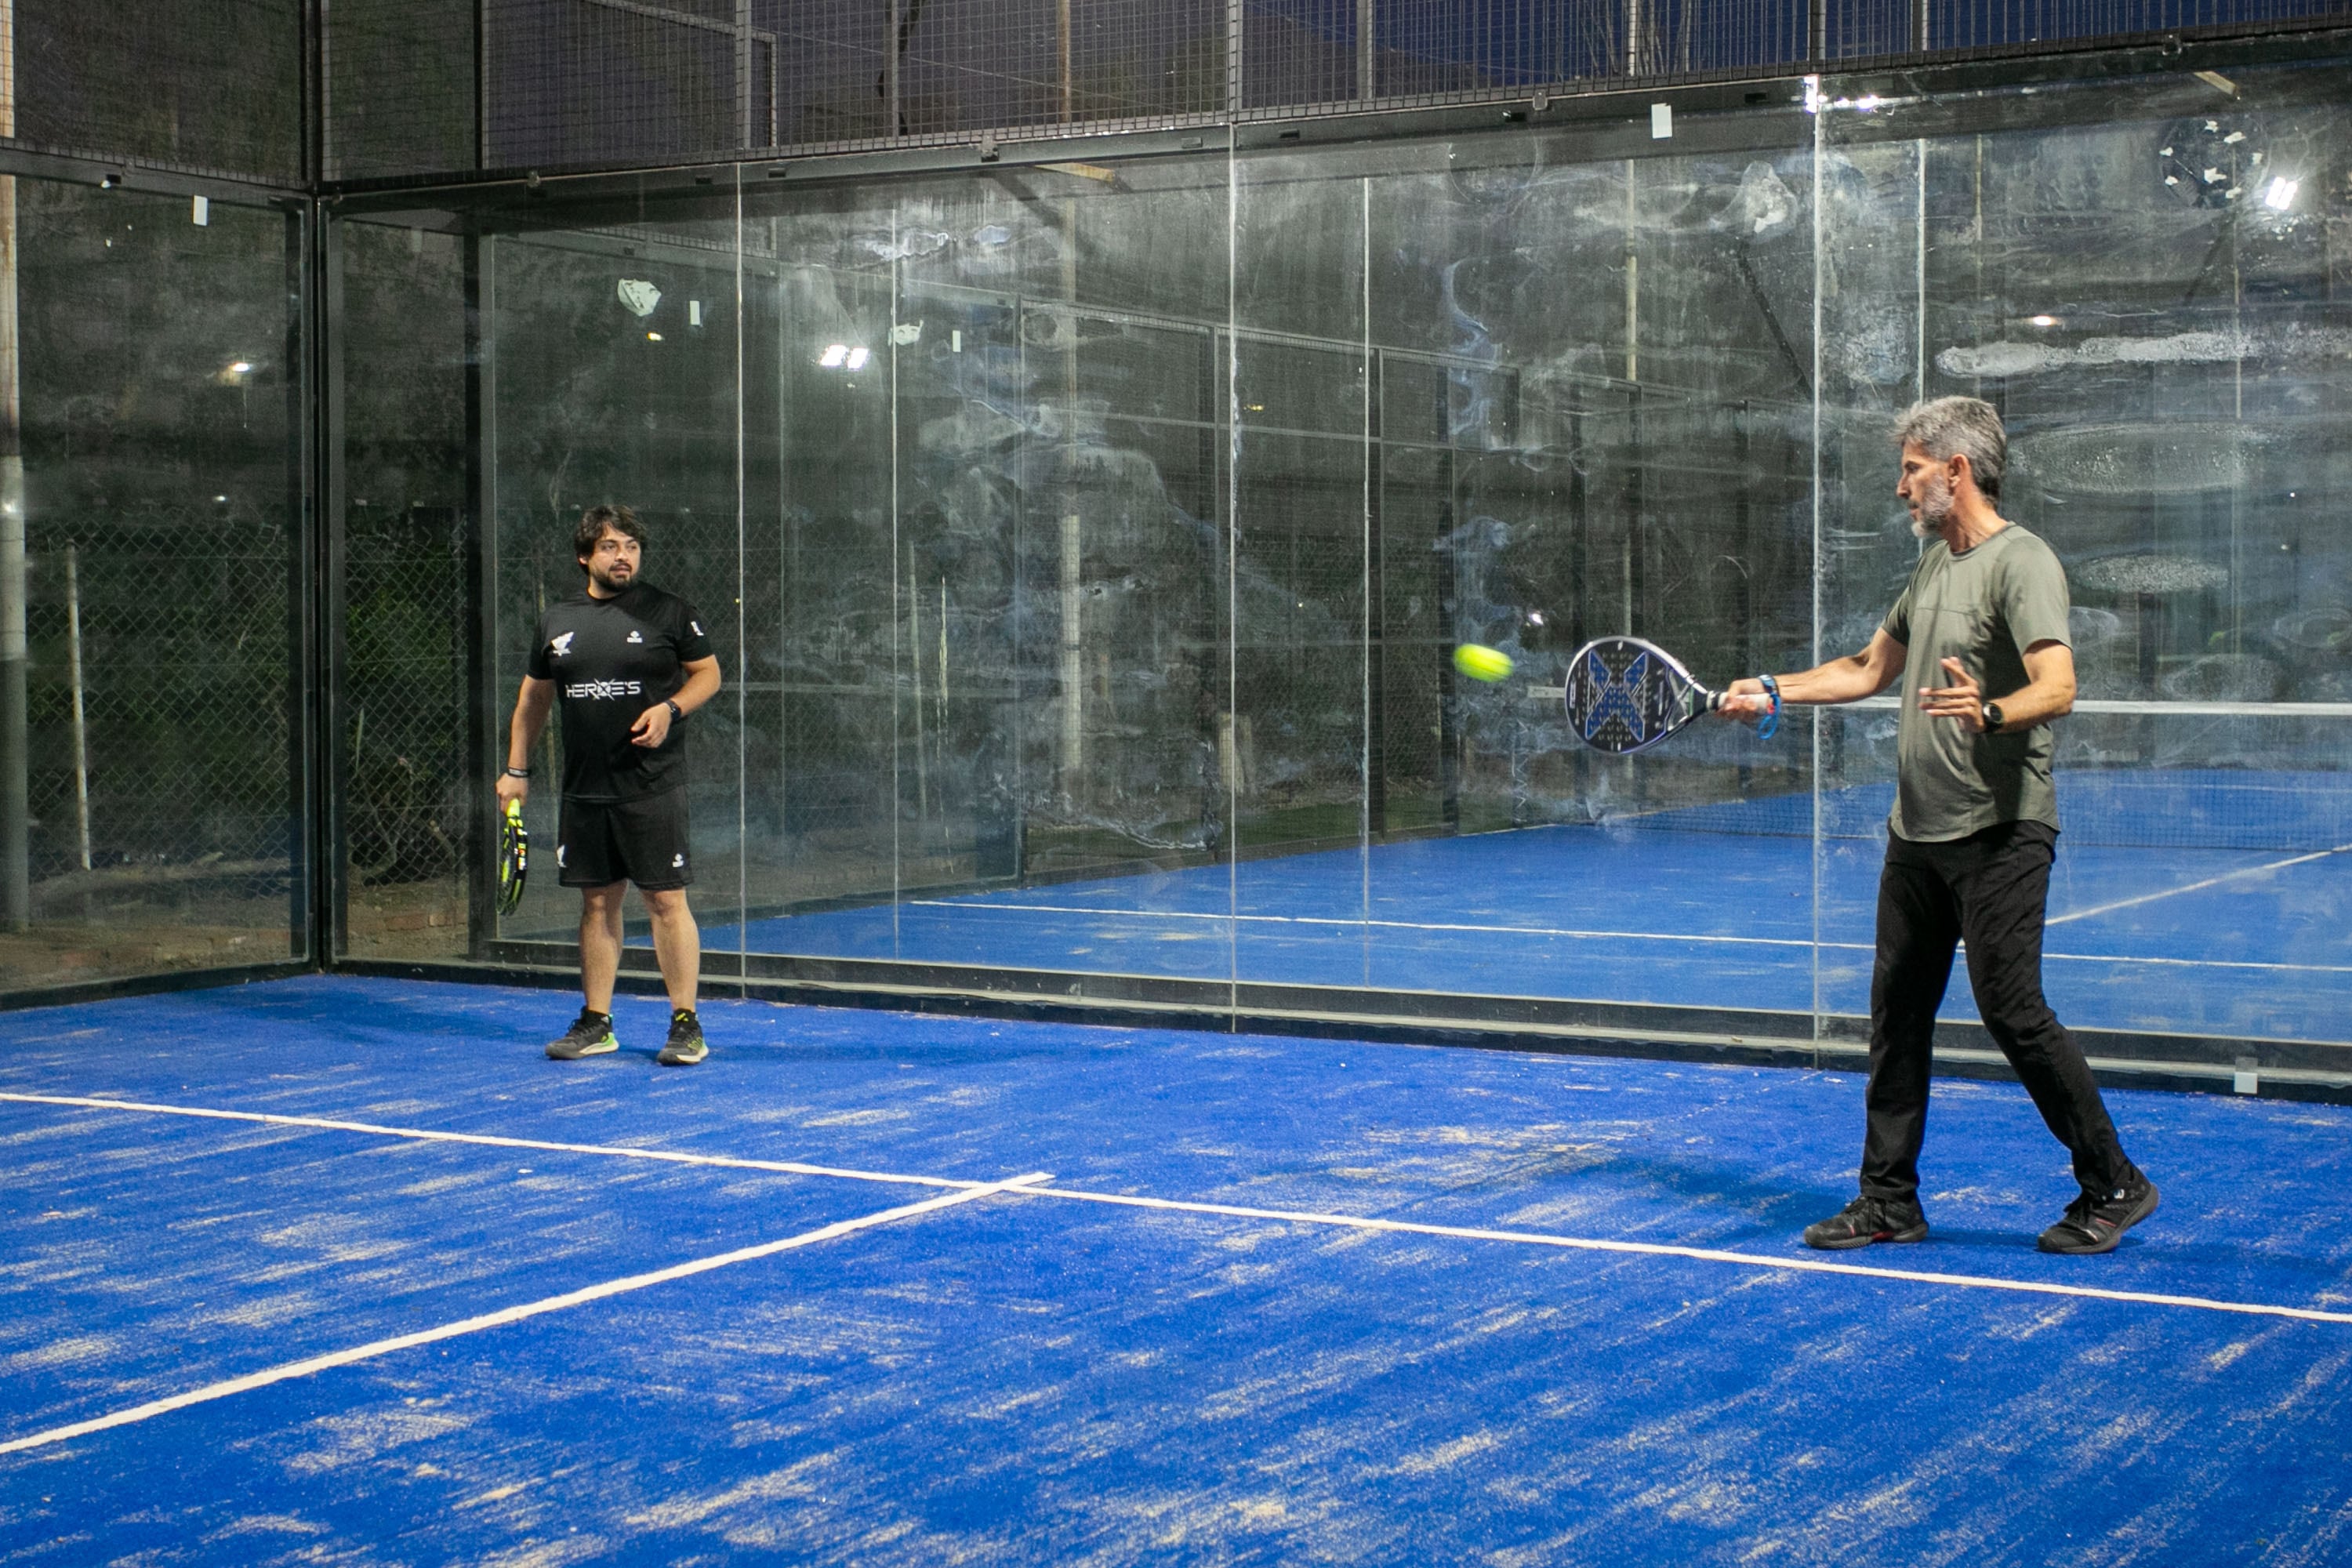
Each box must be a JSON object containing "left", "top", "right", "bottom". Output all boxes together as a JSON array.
[{"left": 1882, "top": 524, "right": 2072, "bottom": 843}]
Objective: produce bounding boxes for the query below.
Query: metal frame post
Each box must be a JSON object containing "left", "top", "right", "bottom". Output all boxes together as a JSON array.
[
  {"left": 315, "top": 209, "right": 348, "bottom": 959},
  {"left": 0, "top": 0, "right": 25, "bottom": 934},
  {"left": 463, "top": 232, "right": 499, "bottom": 954}
]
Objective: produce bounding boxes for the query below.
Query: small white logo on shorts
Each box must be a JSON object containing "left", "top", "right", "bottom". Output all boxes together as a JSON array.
[
  {"left": 672, "top": 852, "right": 686, "bottom": 868},
  {"left": 627, "top": 630, "right": 643, "bottom": 644},
  {"left": 556, "top": 844, "right": 568, "bottom": 868}
]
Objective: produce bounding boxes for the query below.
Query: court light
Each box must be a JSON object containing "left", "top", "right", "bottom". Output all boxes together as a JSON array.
[
  {"left": 845, "top": 346, "right": 870, "bottom": 371},
  {"left": 818, "top": 343, "right": 850, "bottom": 368},
  {"left": 2029, "top": 315, "right": 2060, "bottom": 327},
  {"left": 2263, "top": 176, "right": 2299, "bottom": 211}
]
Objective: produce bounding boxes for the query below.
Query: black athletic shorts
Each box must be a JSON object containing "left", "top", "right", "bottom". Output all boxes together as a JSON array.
[{"left": 557, "top": 788, "right": 693, "bottom": 890}]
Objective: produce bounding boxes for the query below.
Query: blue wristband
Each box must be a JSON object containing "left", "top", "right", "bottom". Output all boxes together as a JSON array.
[{"left": 1758, "top": 674, "right": 1780, "bottom": 740}]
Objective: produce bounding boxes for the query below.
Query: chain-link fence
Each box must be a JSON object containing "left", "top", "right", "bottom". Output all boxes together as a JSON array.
[
  {"left": 7, "top": 0, "right": 305, "bottom": 184},
  {"left": 324, "top": 0, "right": 2352, "bottom": 180},
  {"left": 14, "top": 515, "right": 299, "bottom": 983}
]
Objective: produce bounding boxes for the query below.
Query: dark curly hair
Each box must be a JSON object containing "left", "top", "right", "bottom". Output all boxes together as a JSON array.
[{"left": 574, "top": 503, "right": 647, "bottom": 569}]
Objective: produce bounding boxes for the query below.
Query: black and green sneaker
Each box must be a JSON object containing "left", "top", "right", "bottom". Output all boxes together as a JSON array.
[
  {"left": 546, "top": 1007, "right": 619, "bottom": 1061},
  {"left": 656, "top": 1009, "right": 707, "bottom": 1067}
]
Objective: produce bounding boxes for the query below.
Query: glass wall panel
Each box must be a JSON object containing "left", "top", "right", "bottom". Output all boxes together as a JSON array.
[
  {"left": 1820, "top": 60, "right": 2352, "bottom": 1051},
  {"left": 486, "top": 209, "right": 746, "bottom": 963},
  {"left": 1232, "top": 154, "right": 1372, "bottom": 992},
  {"left": 336, "top": 220, "right": 472, "bottom": 963},
  {"left": 1229, "top": 130, "right": 1821, "bottom": 1021},
  {"left": 1, "top": 178, "right": 304, "bottom": 993},
  {"left": 730, "top": 158, "right": 1234, "bottom": 983},
  {"left": 744, "top": 187, "right": 902, "bottom": 957}
]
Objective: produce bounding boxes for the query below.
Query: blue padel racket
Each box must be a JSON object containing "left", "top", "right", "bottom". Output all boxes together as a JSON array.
[
  {"left": 497, "top": 800, "right": 528, "bottom": 915},
  {"left": 1563, "top": 635, "right": 1777, "bottom": 755}
]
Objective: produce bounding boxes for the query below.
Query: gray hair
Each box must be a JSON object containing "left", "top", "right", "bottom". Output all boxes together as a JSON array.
[{"left": 1893, "top": 396, "right": 2005, "bottom": 501}]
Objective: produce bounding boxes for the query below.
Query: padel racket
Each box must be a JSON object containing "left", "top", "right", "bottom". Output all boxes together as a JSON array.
[
  {"left": 1563, "top": 635, "right": 1777, "bottom": 754},
  {"left": 496, "top": 799, "right": 528, "bottom": 915}
]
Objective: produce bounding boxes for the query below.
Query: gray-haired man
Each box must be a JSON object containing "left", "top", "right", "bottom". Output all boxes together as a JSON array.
[{"left": 1722, "top": 396, "right": 2156, "bottom": 1255}]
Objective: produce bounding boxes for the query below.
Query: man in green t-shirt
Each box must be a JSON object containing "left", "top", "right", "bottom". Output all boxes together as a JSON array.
[{"left": 1720, "top": 397, "right": 2156, "bottom": 1256}]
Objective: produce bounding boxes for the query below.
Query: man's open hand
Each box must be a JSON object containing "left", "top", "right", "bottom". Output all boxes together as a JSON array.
[{"left": 1918, "top": 656, "right": 1987, "bottom": 731}]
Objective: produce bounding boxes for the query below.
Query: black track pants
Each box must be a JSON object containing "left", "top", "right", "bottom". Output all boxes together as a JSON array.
[{"left": 1862, "top": 820, "right": 2138, "bottom": 1203}]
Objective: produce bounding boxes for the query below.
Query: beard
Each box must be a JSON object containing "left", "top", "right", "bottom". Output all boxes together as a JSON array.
[
  {"left": 587, "top": 560, "right": 637, "bottom": 594},
  {"left": 1908, "top": 471, "right": 1955, "bottom": 539}
]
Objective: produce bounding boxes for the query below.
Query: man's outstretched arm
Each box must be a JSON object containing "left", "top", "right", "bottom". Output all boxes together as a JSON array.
[{"left": 1717, "top": 627, "right": 1907, "bottom": 720}]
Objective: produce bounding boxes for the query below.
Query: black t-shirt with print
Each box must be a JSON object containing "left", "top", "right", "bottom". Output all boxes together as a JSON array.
[{"left": 527, "top": 582, "right": 713, "bottom": 802}]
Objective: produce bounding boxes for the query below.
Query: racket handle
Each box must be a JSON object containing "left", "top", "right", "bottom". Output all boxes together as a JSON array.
[{"left": 1759, "top": 673, "right": 1780, "bottom": 740}]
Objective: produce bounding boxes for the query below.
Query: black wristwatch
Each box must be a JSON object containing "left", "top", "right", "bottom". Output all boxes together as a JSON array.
[
  {"left": 1980, "top": 701, "right": 2005, "bottom": 734},
  {"left": 664, "top": 699, "right": 683, "bottom": 723}
]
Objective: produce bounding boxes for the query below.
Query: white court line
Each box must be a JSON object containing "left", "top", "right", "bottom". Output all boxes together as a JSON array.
[
  {"left": 1018, "top": 1187, "right": 2352, "bottom": 1327},
  {"left": 2049, "top": 843, "right": 2352, "bottom": 927},
  {"left": 906, "top": 900, "right": 1834, "bottom": 950},
  {"left": 0, "top": 1092, "right": 985, "bottom": 1191},
  {"left": 906, "top": 899, "right": 2352, "bottom": 975},
  {"left": 7, "top": 1094, "right": 2350, "bottom": 1330},
  {"left": 0, "top": 1172, "right": 1051, "bottom": 1456}
]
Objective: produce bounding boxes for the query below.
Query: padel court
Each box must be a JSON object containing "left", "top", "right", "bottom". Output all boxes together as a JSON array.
[
  {"left": 5, "top": 975, "right": 2352, "bottom": 1564},
  {"left": 677, "top": 770, "right": 2352, "bottom": 1047}
]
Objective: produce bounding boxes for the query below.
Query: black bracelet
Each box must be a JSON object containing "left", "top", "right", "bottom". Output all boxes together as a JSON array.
[
  {"left": 665, "top": 699, "right": 683, "bottom": 722},
  {"left": 503, "top": 766, "right": 532, "bottom": 779}
]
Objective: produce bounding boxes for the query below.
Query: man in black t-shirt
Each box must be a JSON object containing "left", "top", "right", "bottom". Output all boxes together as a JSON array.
[{"left": 495, "top": 505, "right": 723, "bottom": 1065}]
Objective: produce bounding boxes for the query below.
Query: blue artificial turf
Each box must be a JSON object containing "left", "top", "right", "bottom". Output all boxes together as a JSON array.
[{"left": 4, "top": 975, "right": 2352, "bottom": 1563}]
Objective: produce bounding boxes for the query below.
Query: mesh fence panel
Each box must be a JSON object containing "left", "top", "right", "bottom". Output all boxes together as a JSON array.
[
  {"left": 1933, "top": 0, "right": 2350, "bottom": 48},
  {"left": 9, "top": 0, "right": 304, "bottom": 183},
  {"left": 24, "top": 522, "right": 295, "bottom": 884},
  {"left": 326, "top": 0, "right": 480, "bottom": 182},
  {"left": 323, "top": 0, "right": 2352, "bottom": 182}
]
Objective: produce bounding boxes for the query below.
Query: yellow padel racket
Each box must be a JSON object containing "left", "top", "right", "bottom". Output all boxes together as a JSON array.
[{"left": 497, "top": 799, "right": 528, "bottom": 915}]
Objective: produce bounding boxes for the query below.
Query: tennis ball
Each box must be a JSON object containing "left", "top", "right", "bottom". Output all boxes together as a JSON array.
[{"left": 1453, "top": 643, "right": 1514, "bottom": 683}]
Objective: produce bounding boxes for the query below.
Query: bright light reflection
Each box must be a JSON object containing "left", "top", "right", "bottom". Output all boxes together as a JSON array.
[
  {"left": 818, "top": 343, "right": 850, "bottom": 368},
  {"left": 2263, "top": 176, "right": 2299, "bottom": 211},
  {"left": 845, "top": 346, "right": 871, "bottom": 371}
]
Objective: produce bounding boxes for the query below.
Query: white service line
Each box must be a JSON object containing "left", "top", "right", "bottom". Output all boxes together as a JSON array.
[
  {"left": 0, "top": 1092, "right": 982, "bottom": 1192},
  {"left": 906, "top": 900, "right": 1838, "bottom": 950},
  {"left": 1015, "top": 1186, "right": 2352, "bottom": 1326},
  {"left": 0, "top": 1172, "right": 1051, "bottom": 1457},
  {"left": 2049, "top": 843, "right": 2352, "bottom": 926},
  {"left": 905, "top": 898, "right": 2352, "bottom": 974},
  {"left": 8, "top": 1094, "right": 2350, "bottom": 1331}
]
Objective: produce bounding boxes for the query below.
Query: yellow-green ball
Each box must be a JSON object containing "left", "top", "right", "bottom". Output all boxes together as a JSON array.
[{"left": 1453, "top": 644, "right": 1514, "bottom": 683}]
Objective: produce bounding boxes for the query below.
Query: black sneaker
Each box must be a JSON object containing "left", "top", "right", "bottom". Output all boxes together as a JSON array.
[
  {"left": 546, "top": 1008, "right": 619, "bottom": 1061},
  {"left": 1802, "top": 1195, "right": 1929, "bottom": 1250},
  {"left": 656, "top": 1009, "right": 706, "bottom": 1067},
  {"left": 2038, "top": 1174, "right": 2159, "bottom": 1255}
]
